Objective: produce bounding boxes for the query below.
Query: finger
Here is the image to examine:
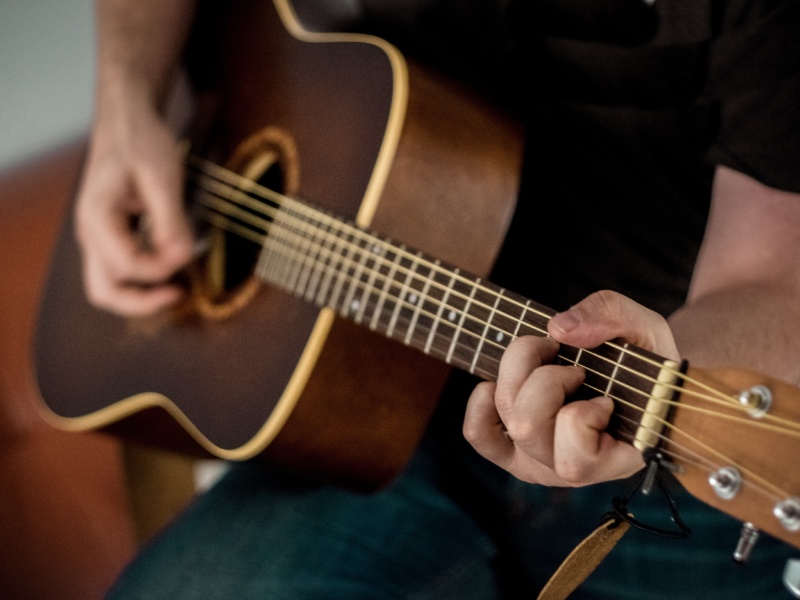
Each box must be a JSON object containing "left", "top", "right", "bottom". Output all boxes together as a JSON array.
[
  {"left": 463, "top": 381, "right": 516, "bottom": 466},
  {"left": 464, "top": 383, "right": 590, "bottom": 487},
  {"left": 78, "top": 164, "right": 193, "bottom": 286},
  {"left": 503, "top": 363, "right": 584, "bottom": 467},
  {"left": 136, "top": 140, "right": 195, "bottom": 267},
  {"left": 82, "top": 251, "right": 187, "bottom": 316},
  {"left": 491, "top": 336, "right": 559, "bottom": 462},
  {"left": 85, "top": 207, "right": 189, "bottom": 286},
  {"left": 547, "top": 290, "right": 679, "bottom": 359},
  {"left": 553, "top": 396, "right": 645, "bottom": 484},
  {"left": 494, "top": 336, "right": 560, "bottom": 411}
]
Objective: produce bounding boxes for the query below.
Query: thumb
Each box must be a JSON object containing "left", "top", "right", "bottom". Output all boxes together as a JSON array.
[
  {"left": 547, "top": 290, "right": 679, "bottom": 359},
  {"left": 137, "top": 144, "right": 194, "bottom": 267}
]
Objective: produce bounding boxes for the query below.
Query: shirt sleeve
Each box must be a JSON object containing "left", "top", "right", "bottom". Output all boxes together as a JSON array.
[{"left": 707, "top": 0, "right": 800, "bottom": 193}]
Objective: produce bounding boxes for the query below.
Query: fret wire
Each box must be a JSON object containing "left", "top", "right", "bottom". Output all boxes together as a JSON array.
[
  {"left": 353, "top": 242, "right": 381, "bottom": 324},
  {"left": 387, "top": 251, "right": 421, "bottom": 338},
  {"left": 267, "top": 212, "right": 290, "bottom": 285},
  {"left": 512, "top": 299, "right": 531, "bottom": 338},
  {"left": 405, "top": 259, "right": 439, "bottom": 346},
  {"left": 325, "top": 223, "right": 359, "bottom": 314},
  {"left": 604, "top": 342, "right": 628, "bottom": 396},
  {"left": 308, "top": 214, "right": 338, "bottom": 307},
  {"left": 284, "top": 208, "right": 310, "bottom": 294},
  {"left": 293, "top": 208, "right": 323, "bottom": 297},
  {"left": 574, "top": 348, "right": 584, "bottom": 367},
  {"left": 302, "top": 215, "right": 324, "bottom": 302},
  {"left": 470, "top": 287, "right": 505, "bottom": 375},
  {"left": 340, "top": 234, "right": 371, "bottom": 318},
  {"left": 370, "top": 243, "right": 403, "bottom": 331},
  {"left": 425, "top": 268, "right": 458, "bottom": 353},
  {"left": 256, "top": 214, "right": 284, "bottom": 285},
  {"left": 446, "top": 277, "right": 481, "bottom": 365}
]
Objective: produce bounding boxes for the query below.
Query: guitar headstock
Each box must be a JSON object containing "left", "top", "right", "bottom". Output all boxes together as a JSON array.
[{"left": 664, "top": 366, "right": 800, "bottom": 553}]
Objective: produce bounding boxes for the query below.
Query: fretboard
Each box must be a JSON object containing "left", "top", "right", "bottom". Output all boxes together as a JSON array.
[
  {"left": 188, "top": 160, "right": 676, "bottom": 444},
  {"left": 253, "top": 200, "right": 670, "bottom": 441}
]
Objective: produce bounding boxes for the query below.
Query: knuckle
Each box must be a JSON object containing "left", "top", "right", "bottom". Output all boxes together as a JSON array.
[
  {"left": 584, "top": 289, "right": 623, "bottom": 324},
  {"left": 504, "top": 420, "right": 536, "bottom": 445},
  {"left": 461, "top": 420, "right": 478, "bottom": 444},
  {"left": 555, "top": 459, "right": 594, "bottom": 485}
]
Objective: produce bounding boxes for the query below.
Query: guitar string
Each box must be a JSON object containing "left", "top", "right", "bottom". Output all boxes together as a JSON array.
[
  {"left": 181, "top": 157, "right": 800, "bottom": 442},
  {"left": 612, "top": 413, "right": 790, "bottom": 503},
  {"left": 186, "top": 157, "right": 600, "bottom": 352},
  {"left": 185, "top": 161, "right": 800, "bottom": 436},
  {"left": 190, "top": 164, "right": 797, "bottom": 408},
  {"left": 202, "top": 188, "right": 800, "bottom": 507},
  {"left": 184, "top": 159, "right": 733, "bottom": 404},
  {"left": 192, "top": 180, "right": 686, "bottom": 396},
  {"left": 195, "top": 198, "right": 799, "bottom": 505},
  {"left": 193, "top": 187, "right": 800, "bottom": 442},
  {"left": 186, "top": 159, "right": 730, "bottom": 396}
]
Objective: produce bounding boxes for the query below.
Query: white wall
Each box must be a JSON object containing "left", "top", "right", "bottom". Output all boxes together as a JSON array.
[{"left": 0, "top": 0, "right": 94, "bottom": 171}]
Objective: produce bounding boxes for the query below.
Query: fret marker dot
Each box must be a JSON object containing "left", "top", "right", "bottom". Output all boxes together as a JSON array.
[
  {"left": 448, "top": 310, "right": 457, "bottom": 321},
  {"left": 350, "top": 299, "right": 361, "bottom": 312},
  {"left": 495, "top": 331, "right": 505, "bottom": 343},
  {"left": 408, "top": 293, "right": 418, "bottom": 304}
]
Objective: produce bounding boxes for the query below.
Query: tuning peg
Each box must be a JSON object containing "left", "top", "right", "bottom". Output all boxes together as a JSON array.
[
  {"left": 784, "top": 559, "right": 800, "bottom": 598},
  {"left": 709, "top": 466, "right": 741, "bottom": 500},
  {"left": 733, "top": 522, "right": 760, "bottom": 563},
  {"left": 775, "top": 498, "right": 800, "bottom": 532},
  {"left": 737, "top": 384, "right": 772, "bottom": 417}
]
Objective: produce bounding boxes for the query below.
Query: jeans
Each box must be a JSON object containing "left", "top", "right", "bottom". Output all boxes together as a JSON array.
[
  {"left": 107, "top": 413, "right": 796, "bottom": 599},
  {"left": 106, "top": 446, "right": 499, "bottom": 599}
]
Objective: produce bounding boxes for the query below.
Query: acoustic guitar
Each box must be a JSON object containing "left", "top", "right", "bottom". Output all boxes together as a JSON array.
[{"left": 34, "top": 0, "right": 800, "bottom": 554}]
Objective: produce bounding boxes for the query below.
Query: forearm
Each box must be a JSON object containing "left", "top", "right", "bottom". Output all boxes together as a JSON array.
[
  {"left": 74, "top": 0, "right": 199, "bottom": 317},
  {"left": 669, "top": 285, "right": 800, "bottom": 384},
  {"left": 669, "top": 166, "right": 800, "bottom": 384},
  {"left": 94, "top": 0, "right": 197, "bottom": 118}
]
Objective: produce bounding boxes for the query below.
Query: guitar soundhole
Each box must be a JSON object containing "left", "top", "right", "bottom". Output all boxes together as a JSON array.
[{"left": 190, "top": 126, "right": 300, "bottom": 321}]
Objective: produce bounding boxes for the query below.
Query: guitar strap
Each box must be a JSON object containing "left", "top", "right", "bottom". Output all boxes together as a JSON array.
[{"left": 537, "top": 515, "right": 631, "bottom": 600}]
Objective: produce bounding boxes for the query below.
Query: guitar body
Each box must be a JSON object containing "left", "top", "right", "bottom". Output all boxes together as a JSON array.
[{"left": 34, "top": 0, "right": 523, "bottom": 490}]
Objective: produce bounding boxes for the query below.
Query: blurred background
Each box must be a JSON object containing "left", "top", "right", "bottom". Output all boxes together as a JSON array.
[{"left": 0, "top": 0, "right": 94, "bottom": 171}]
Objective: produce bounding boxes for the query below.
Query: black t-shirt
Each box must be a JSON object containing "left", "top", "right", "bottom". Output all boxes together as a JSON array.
[{"left": 339, "top": 0, "right": 800, "bottom": 316}]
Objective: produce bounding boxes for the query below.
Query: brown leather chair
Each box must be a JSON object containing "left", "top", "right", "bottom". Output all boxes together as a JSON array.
[{"left": 0, "top": 141, "right": 138, "bottom": 600}]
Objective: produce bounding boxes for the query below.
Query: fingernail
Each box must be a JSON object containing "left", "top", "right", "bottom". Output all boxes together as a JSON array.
[{"left": 551, "top": 309, "right": 580, "bottom": 333}]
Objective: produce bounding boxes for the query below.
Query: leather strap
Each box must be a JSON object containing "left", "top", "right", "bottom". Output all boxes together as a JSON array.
[{"left": 537, "top": 516, "right": 631, "bottom": 600}]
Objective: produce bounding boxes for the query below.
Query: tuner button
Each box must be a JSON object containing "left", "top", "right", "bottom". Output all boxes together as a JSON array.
[
  {"left": 775, "top": 498, "right": 800, "bottom": 532},
  {"left": 733, "top": 522, "right": 760, "bottom": 563},
  {"left": 785, "top": 559, "right": 800, "bottom": 599},
  {"left": 737, "top": 385, "right": 772, "bottom": 418},
  {"left": 708, "top": 466, "right": 741, "bottom": 500}
]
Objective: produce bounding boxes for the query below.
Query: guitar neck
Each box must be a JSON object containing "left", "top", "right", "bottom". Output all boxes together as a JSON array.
[{"left": 189, "top": 158, "right": 678, "bottom": 447}]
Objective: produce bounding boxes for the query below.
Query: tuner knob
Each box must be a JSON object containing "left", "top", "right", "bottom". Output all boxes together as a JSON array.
[
  {"left": 775, "top": 498, "right": 800, "bottom": 532},
  {"left": 737, "top": 385, "right": 772, "bottom": 418},
  {"left": 785, "top": 559, "right": 800, "bottom": 599},
  {"left": 709, "top": 466, "right": 741, "bottom": 500},
  {"left": 733, "top": 522, "right": 760, "bottom": 563}
]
